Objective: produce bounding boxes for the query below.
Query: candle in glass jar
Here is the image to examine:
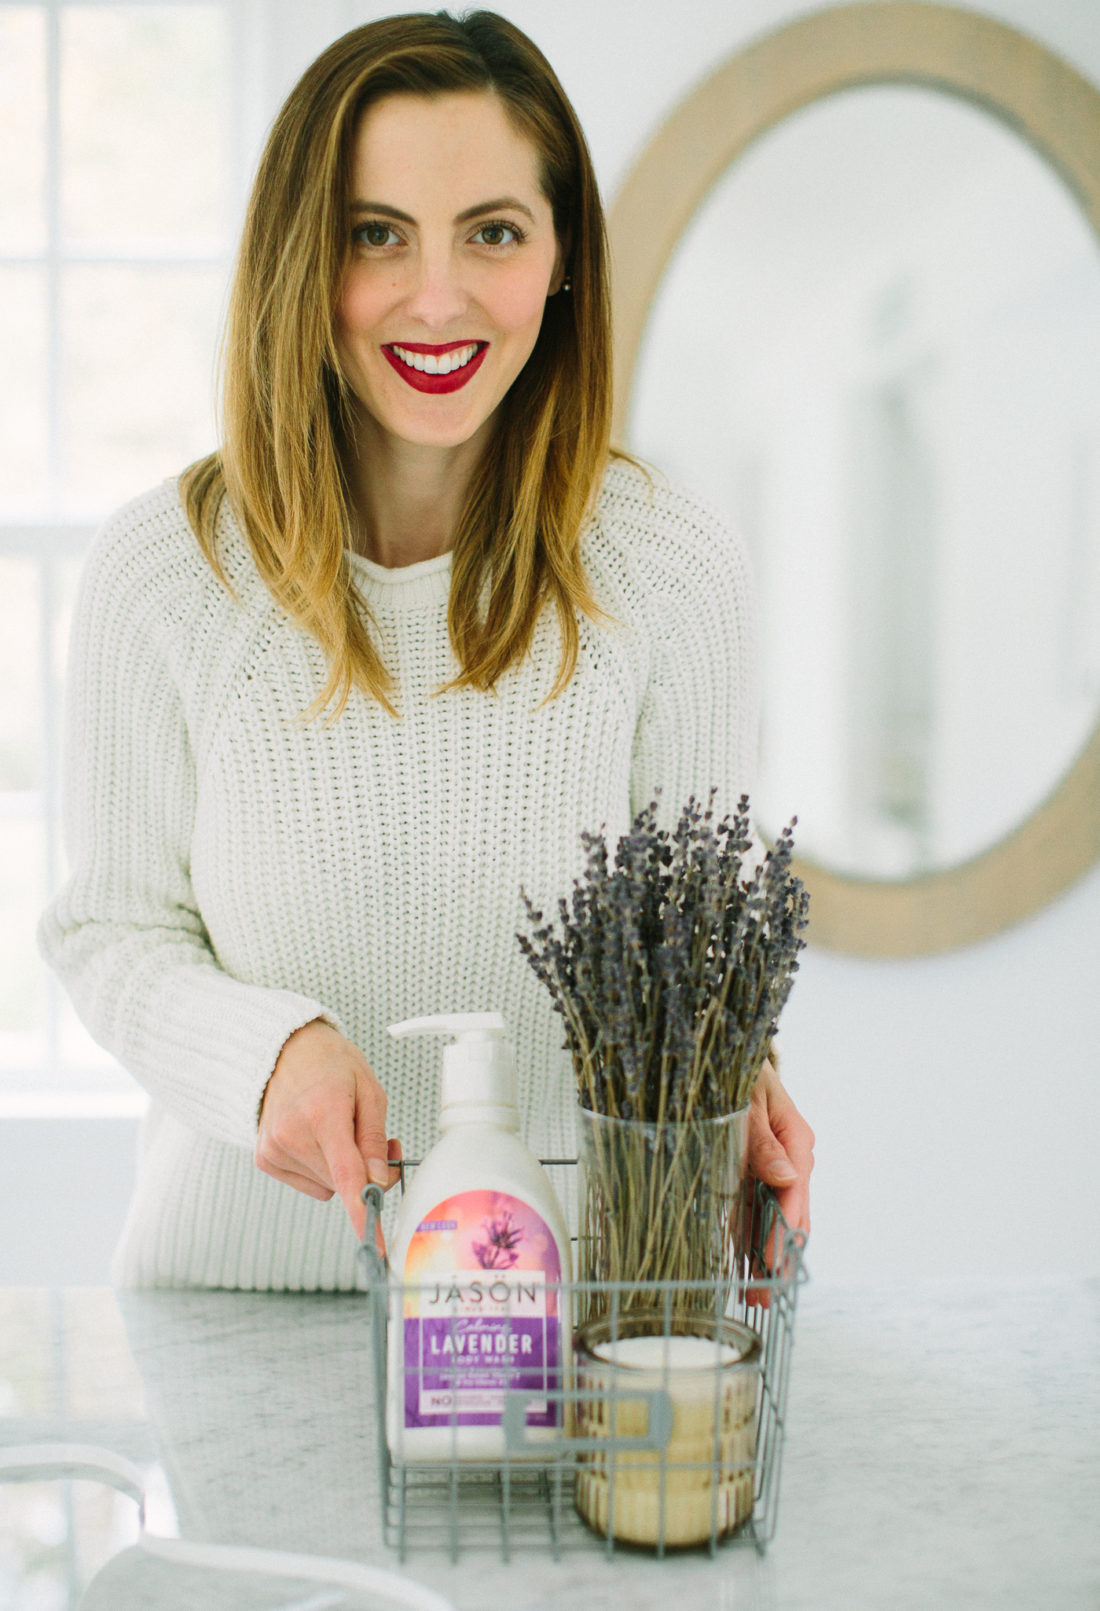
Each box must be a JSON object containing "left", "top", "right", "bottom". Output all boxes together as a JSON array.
[
  {"left": 590, "top": 1334, "right": 742, "bottom": 1370},
  {"left": 574, "top": 1314, "right": 761, "bottom": 1548}
]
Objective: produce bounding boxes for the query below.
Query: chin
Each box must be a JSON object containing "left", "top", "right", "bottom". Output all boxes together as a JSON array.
[
  {"left": 389, "top": 398, "right": 495, "bottom": 446},
  {"left": 397, "top": 418, "right": 485, "bottom": 449}
]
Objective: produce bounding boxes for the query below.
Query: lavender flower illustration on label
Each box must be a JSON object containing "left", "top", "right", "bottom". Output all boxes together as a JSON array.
[{"left": 472, "top": 1209, "right": 523, "bottom": 1269}]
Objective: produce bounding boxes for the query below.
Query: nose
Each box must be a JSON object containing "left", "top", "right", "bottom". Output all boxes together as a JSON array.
[{"left": 399, "top": 241, "right": 471, "bottom": 331}]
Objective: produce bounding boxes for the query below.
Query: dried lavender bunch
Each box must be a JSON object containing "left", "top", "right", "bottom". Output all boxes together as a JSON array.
[{"left": 518, "top": 793, "right": 809, "bottom": 1123}]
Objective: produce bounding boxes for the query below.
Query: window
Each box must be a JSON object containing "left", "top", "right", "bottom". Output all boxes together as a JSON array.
[{"left": 0, "top": 0, "right": 234, "bottom": 1104}]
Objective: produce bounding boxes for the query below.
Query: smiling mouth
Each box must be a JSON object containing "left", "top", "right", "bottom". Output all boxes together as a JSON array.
[
  {"left": 382, "top": 340, "right": 490, "bottom": 394},
  {"left": 389, "top": 341, "right": 483, "bottom": 375}
]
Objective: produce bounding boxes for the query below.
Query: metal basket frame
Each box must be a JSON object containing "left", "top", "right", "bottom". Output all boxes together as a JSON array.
[{"left": 359, "top": 1161, "right": 807, "bottom": 1563}]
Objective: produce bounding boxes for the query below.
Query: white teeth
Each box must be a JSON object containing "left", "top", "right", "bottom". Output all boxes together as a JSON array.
[{"left": 390, "top": 342, "right": 480, "bottom": 375}]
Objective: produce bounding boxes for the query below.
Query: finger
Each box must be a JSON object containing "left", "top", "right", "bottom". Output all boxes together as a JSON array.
[
  {"left": 748, "top": 1129, "right": 798, "bottom": 1189},
  {"left": 385, "top": 1135, "right": 403, "bottom": 1193},
  {"left": 332, "top": 1167, "right": 370, "bottom": 1240},
  {"left": 750, "top": 1173, "right": 810, "bottom": 1308},
  {"left": 255, "top": 1159, "right": 336, "bottom": 1202},
  {"left": 256, "top": 1108, "right": 336, "bottom": 1188},
  {"left": 352, "top": 1081, "right": 391, "bottom": 1192},
  {"left": 256, "top": 1132, "right": 326, "bottom": 1183},
  {"left": 776, "top": 1173, "right": 811, "bottom": 1239},
  {"left": 316, "top": 1122, "right": 371, "bottom": 1239},
  {"left": 744, "top": 1076, "right": 811, "bottom": 1303},
  {"left": 747, "top": 1078, "right": 796, "bottom": 1176},
  {"left": 780, "top": 1107, "right": 815, "bottom": 1165},
  {"left": 359, "top": 1143, "right": 403, "bottom": 1262},
  {"left": 741, "top": 1176, "right": 803, "bottom": 1306},
  {"left": 358, "top": 1145, "right": 402, "bottom": 1264},
  {"left": 769, "top": 1119, "right": 813, "bottom": 1239}
]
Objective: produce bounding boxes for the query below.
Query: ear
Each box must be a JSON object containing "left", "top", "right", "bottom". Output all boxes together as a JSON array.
[{"left": 547, "top": 230, "right": 572, "bottom": 296}]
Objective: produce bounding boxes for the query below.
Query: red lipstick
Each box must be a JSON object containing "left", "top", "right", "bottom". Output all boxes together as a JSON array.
[{"left": 382, "top": 340, "right": 489, "bottom": 394}]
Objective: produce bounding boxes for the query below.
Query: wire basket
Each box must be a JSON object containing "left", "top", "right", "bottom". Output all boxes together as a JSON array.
[{"left": 359, "top": 1160, "right": 806, "bottom": 1562}]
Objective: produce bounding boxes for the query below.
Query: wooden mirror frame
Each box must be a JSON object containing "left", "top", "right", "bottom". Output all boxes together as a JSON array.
[{"left": 608, "top": 0, "right": 1100, "bottom": 956}]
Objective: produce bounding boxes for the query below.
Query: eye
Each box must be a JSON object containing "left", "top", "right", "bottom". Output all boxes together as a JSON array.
[
  {"left": 472, "top": 220, "right": 526, "bottom": 248},
  {"left": 354, "top": 221, "right": 400, "bottom": 249}
]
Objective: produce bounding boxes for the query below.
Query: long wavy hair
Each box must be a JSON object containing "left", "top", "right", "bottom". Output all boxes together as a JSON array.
[{"left": 181, "top": 9, "right": 638, "bottom": 718}]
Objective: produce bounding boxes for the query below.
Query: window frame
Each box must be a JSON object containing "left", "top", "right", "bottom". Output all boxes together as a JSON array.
[{"left": 0, "top": 0, "right": 247, "bottom": 1109}]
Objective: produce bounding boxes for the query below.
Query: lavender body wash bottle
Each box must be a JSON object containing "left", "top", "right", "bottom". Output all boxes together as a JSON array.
[{"left": 385, "top": 1014, "right": 572, "bottom": 1462}]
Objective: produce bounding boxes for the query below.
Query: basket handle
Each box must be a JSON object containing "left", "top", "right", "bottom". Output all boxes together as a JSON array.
[{"left": 501, "top": 1387, "right": 673, "bottom": 1454}]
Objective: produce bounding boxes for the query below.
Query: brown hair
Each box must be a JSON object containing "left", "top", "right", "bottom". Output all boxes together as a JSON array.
[{"left": 182, "top": 9, "right": 639, "bottom": 717}]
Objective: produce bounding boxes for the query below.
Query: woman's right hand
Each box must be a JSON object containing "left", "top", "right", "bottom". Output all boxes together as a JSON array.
[{"left": 256, "top": 1018, "right": 401, "bottom": 1240}]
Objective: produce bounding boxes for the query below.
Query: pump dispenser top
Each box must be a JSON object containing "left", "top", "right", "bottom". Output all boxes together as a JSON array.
[{"left": 388, "top": 1013, "right": 518, "bottom": 1128}]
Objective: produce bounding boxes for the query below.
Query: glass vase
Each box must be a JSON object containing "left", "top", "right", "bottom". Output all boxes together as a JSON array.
[{"left": 576, "top": 1106, "right": 749, "bottom": 1326}]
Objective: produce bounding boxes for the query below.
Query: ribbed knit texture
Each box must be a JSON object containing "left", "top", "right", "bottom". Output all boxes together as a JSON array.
[{"left": 38, "top": 458, "right": 759, "bottom": 1290}]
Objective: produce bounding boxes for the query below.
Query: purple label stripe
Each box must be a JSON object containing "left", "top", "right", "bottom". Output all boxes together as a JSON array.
[{"left": 404, "top": 1316, "right": 561, "bottom": 1429}]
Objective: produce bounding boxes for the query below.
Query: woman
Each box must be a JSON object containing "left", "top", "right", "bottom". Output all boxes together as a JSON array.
[{"left": 39, "top": 10, "right": 812, "bottom": 1289}]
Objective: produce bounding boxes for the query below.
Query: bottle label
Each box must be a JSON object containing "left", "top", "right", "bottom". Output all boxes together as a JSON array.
[{"left": 401, "top": 1190, "right": 563, "bottom": 1430}]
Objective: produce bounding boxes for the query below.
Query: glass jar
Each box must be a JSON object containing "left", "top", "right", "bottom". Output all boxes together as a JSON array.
[
  {"left": 572, "top": 1308, "right": 760, "bottom": 1548},
  {"left": 576, "top": 1105, "right": 749, "bottom": 1324}
]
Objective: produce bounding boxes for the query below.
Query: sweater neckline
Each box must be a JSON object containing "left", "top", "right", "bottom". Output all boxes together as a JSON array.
[{"left": 346, "top": 547, "right": 452, "bottom": 609}]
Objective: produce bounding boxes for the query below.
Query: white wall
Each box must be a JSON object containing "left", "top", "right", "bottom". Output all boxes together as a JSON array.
[
  {"left": 0, "top": 1118, "right": 138, "bottom": 1285},
  {"left": 8, "top": 0, "right": 1099, "bottom": 1288}
]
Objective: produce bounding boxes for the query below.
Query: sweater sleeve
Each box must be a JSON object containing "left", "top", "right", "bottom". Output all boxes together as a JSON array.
[
  {"left": 37, "top": 495, "right": 341, "bottom": 1147},
  {"left": 626, "top": 478, "right": 762, "bottom": 833}
]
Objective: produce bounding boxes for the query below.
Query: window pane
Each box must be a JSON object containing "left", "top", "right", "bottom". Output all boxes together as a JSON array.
[
  {"left": 60, "top": 3, "right": 228, "bottom": 251},
  {"left": 0, "top": 559, "right": 42, "bottom": 791},
  {"left": 0, "top": 8, "right": 47, "bottom": 252},
  {"left": 59, "top": 263, "right": 222, "bottom": 513},
  {"left": 51, "top": 550, "right": 84, "bottom": 704},
  {"left": 0, "top": 266, "right": 48, "bottom": 516},
  {"left": 0, "top": 816, "right": 47, "bottom": 1068}
]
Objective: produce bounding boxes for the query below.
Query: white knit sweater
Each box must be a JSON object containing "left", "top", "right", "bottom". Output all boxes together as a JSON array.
[{"left": 38, "top": 457, "right": 759, "bottom": 1289}]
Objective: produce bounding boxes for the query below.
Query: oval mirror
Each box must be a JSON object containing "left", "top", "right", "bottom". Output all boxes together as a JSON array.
[
  {"left": 630, "top": 82, "right": 1100, "bottom": 879},
  {"left": 609, "top": 2, "right": 1100, "bottom": 955}
]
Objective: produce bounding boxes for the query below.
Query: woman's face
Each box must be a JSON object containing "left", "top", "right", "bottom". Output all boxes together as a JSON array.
[{"left": 335, "top": 91, "right": 564, "bottom": 455}]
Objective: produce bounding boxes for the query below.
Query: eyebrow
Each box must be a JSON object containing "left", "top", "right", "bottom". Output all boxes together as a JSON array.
[{"left": 350, "top": 196, "right": 537, "bottom": 225}]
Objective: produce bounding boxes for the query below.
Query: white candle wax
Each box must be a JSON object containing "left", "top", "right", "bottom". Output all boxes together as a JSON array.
[{"left": 589, "top": 1334, "right": 743, "bottom": 1371}]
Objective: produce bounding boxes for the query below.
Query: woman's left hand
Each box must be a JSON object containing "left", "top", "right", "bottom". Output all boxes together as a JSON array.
[{"left": 746, "top": 1057, "right": 814, "bottom": 1240}]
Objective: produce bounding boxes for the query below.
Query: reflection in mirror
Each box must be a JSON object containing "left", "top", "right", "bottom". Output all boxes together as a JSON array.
[{"left": 629, "top": 86, "right": 1100, "bottom": 878}]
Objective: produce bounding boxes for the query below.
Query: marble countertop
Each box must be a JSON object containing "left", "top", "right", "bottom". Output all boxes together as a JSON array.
[{"left": 1, "top": 1277, "right": 1097, "bottom": 1610}]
